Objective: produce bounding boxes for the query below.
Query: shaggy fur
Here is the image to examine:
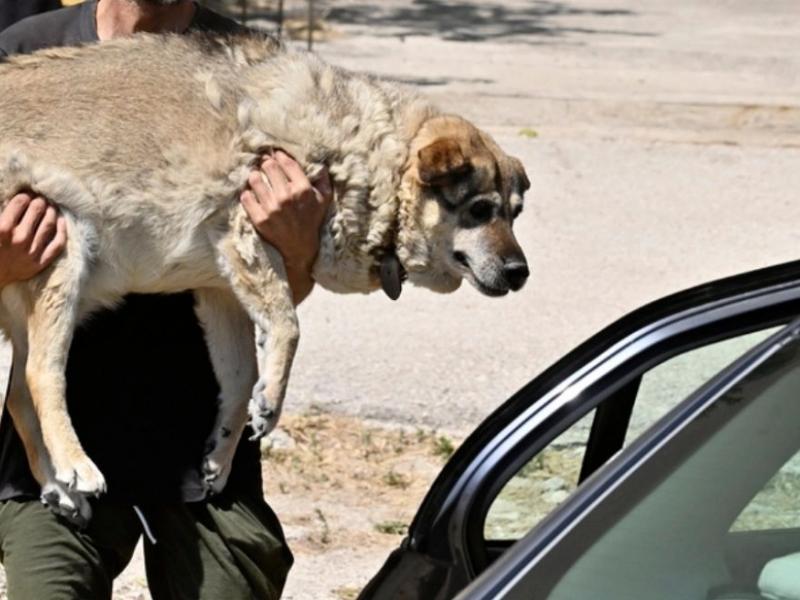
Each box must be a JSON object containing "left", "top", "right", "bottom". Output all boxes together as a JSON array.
[{"left": 0, "top": 32, "right": 529, "bottom": 524}]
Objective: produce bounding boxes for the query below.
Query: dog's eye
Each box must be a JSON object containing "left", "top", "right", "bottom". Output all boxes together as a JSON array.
[
  {"left": 511, "top": 204, "right": 523, "bottom": 220},
  {"left": 469, "top": 200, "right": 494, "bottom": 223}
]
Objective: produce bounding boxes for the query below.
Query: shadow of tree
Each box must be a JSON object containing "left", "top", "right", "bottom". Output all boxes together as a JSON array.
[{"left": 325, "top": 0, "right": 654, "bottom": 43}]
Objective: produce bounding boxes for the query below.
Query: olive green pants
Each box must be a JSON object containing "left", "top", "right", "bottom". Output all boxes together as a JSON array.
[{"left": 0, "top": 491, "right": 293, "bottom": 600}]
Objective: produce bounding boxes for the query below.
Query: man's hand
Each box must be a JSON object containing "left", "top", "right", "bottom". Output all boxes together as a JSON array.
[
  {"left": 0, "top": 193, "right": 67, "bottom": 289},
  {"left": 240, "top": 150, "right": 333, "bottom": 305}
]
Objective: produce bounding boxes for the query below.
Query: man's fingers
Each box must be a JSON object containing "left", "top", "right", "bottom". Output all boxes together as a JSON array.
[
  {"left": 38, "top": 215, "right": 67, "bottom": 267},
  {"left": 312, "top": 166, "right": 333, "bottom": 204},
  {"left": 240, "top": 189, "right": 270, "bottom": 226},
  {"left": 14, "top": 196, "right": 47, "bottom": 244},
  {"left": 272, "top": 151, "right": 332, "bottom": 206},
  {"left": 273, "top": 150, "right": 307, "bottom": 184},
  {"left": 240, "top": 189, "right": 263, "bottom": 217},
  {"left": 247, "top": 171, "right": 276, "bottom": 213},
  {"left": 29, "top": 205, "right": 58, "bottom": 257},
  {"left": 0, "top": 193, "right": 34, "bottom": 239},
  {"left": 260, "top": 157, "right": 290, "bottom": 199}
]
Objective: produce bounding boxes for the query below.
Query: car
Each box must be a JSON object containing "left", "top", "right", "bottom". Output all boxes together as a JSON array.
[{"left": 358, "top": 259, "right": 800, "bottom": 600}]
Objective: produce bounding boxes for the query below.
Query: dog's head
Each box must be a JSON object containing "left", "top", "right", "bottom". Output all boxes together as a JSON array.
[{"left": 399, "top": 115, "right": 530, "bottom": 297}]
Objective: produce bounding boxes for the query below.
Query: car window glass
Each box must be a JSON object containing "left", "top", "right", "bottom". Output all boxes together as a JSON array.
[
  {"left": 483, "top": 327, "right": 779, "bottom": 542},
  {"left": 538, "top": 332, "right": 800, "bottom": 600},
  {"left": 484, "top": 410, "right": 595, "bottom": 540},
  {"left": 731, "top": 448, "right": 800, "bottom": 532},
  {"left": 627, "top": 327, "right": 779, "bottom": 444}
]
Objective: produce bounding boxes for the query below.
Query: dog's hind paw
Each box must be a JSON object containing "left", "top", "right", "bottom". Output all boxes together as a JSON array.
[
  {"left": 247, "top": 378, "right": 279, "bottom": 440},
  {"left": 54, "top": 456, "right": 107, "bottom": 497},
  {"left": 201, "top": 455, "right": 233, "bottom": 495},
  {"left": 248, "top": 408, "right": 276, "bottom": 440},
  {"left": 41, "top": 482, "right": 92, "bottom": 528}
]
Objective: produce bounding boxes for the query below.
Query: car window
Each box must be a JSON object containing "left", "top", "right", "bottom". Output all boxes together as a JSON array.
[
  {"left": 528, "top": 327, "right": 800, "bottom": 600},
  {"left": 483, "top": 326, "right": 780, "bottom": 542},
  {"left": 627, "top": 327, "right": 779, "bottom": 443},
  {"left": 731, "top": 448, "right": 800, "bottom": 532},
  {"left": 484, "top": 410, "right": 595, "bottom": 540}
]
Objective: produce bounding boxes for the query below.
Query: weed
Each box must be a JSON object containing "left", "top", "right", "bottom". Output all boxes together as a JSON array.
[
  {"left": 415, "top": 427, "right": 431, "bottom": 443},
  {"left": 361, "top": 430, "right": 373, "bottom": 447},
  {"left": 374, "top": 520, "right": 407, "bottom": 535},
  {"left": 334, "top": 586, "right": 360, "bottom": 600},
  {"left": 382, "top": 469, "right": 410, "bottom": 489},
  {"left": 315, "top": 507, "right": 331, "bottom": 545},
  {"left": 432, "top": 435, "right": 455, "bottom": 460},
  {"left": 309, "top": 431, "right": 323, "bottom": 462},
  {"left": 393, "top": 429, "right": 410, "bottom": 453},
  {"left": 361, "top": 429, "right": 383, "bottom": 460},
  {"left": 306, "top": 403, "right": 325, "bottom": 417}
]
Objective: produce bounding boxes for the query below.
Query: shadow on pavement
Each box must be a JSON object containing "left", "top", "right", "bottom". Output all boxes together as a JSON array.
[{"left": 325, "top": 0, "right": 655, "bottom": 43}]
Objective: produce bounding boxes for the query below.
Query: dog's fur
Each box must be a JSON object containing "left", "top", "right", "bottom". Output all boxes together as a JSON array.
[{"left": 0, "top": 32, "right": 529, "bottom": 524}]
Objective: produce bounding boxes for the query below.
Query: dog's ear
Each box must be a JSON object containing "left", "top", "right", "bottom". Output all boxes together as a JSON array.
[
  {"left": 417, "top": 138, "right": 472, "bottom": 186},
  {"left": 510, "top": 156, "right": 530, "bottom": 192}
]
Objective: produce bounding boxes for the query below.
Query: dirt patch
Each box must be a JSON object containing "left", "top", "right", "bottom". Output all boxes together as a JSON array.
[
  {"left": 263, "top": 410, "right": 458, "bottom": 559},
  {"left": 0, "top": 411, "right": 461, "bottom": 600}
]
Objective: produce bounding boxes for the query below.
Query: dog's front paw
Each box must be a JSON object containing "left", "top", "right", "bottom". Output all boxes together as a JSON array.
[
  {"left": 54, "top": 456, "right": 107, "bottom": 497},
  {"left": 41, "top": 481, "right": 93, "bottom": 528}
]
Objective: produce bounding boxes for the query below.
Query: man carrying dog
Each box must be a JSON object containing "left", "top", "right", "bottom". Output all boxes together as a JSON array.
[{"left": 0, "top": 1, "right": 332, "bottom": 598}]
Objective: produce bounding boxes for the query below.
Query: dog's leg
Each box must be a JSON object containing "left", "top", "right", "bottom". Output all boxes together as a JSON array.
[
  {"left": 215, "top": 223, "right": 299, "bottom": 440},
  {"left": 7, "top": 355, "right": 92, "bottom": 526},
  {"left": 0, "top": 303, "right": 92, "bottom": 526},
  {"left": 25, "top": 274, "right": 105, "bottom": 497},
  {"left": 193, "top": 288, "right": 257, "bottom": 494}
]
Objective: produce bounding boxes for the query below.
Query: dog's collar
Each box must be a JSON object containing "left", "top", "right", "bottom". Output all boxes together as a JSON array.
[{"left": 379, "top": 251, "right": 406, "bottom": 301}]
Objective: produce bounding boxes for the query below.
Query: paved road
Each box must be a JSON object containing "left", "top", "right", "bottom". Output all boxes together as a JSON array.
[{"left": 281, "top": 0, "right": 800, "bottom": 432}]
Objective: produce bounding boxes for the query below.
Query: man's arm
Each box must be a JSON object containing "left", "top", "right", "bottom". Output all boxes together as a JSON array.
[
  {"left": 0, "top": 192, "right": 67, "bottom": 289},
  {"left": 240, "top": 151, "right": 333, "bottom": 305}
]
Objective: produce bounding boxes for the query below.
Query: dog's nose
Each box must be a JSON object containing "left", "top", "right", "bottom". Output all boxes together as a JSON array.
[{"left": 504, "top": 261, "right": 529, "bottom": 291}]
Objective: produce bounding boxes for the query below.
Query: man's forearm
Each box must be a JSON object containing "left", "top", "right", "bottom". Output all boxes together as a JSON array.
[
  {"left": 286, "top": 264, "right": 315, "bottom": 305},
  {"left": 239, "top": 151, "right": 332, "bottom": 306}
]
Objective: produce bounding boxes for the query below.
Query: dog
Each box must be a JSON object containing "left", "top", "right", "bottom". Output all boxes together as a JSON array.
[{"left": 0, "top": 32, "right": 530, "bottom": 525}]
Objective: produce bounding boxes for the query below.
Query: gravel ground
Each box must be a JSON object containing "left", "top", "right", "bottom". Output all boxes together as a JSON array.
[{"left": 1, "top": 0, "right": 800, "bottom": 597}]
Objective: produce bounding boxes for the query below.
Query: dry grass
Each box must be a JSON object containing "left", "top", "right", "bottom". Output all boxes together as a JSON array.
[{"left": 262, "top": 410, "right": 462, "bottom": 555}]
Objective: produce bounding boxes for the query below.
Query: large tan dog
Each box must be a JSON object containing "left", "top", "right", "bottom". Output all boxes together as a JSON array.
[{"left": 0, "top": 32, "right": 529, "bottom": 524}]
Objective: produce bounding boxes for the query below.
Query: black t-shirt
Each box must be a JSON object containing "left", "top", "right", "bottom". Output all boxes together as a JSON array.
[
  {"left": 0, "top": 2, "right": 262, "bottom": 503},
  {"left": 0, "top": 0, "right": 62, "bottom": 33}
]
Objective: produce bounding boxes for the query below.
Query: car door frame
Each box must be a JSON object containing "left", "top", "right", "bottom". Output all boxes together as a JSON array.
[
  {"left": 359, "top": 260, "right": 800, "bottom": 600},
  {"left": 456, "top": 318, "right": 800, "bottom": 600}
]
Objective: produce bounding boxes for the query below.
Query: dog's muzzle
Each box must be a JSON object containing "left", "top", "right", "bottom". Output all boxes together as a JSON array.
[
  {"left": 380, "top": 253, "right": 406, "bottom": 300},
  {"left": 503, "top": 260, "right": 529, "bottom": 291}
]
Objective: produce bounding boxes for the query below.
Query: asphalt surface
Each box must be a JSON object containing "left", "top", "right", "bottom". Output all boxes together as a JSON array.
[{"left": 284, "top": 0, "right": 800, "bottom": 432}]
